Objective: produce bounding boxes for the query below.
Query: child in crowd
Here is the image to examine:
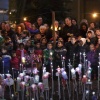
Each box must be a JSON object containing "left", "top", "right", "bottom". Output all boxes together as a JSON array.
[
  {"left": 1, "top": 46, "right": 11, "bottom": 74},
  {"left": 54, "top": 41, "right": 67, "bottom": 69},
  {"left": 34, "top": 41, "right": 43, "bottom": 70},
  {"left": 87, "top": 44, "right": 98, "bottom": 80},
  {"left": 16, "top": 43, "right": 27, "bottom": 63},
  {"left": 41, "top": 37, "right": 47, "bottom": 50},
  {"left": 43, "top": 42, "right": 54, "bottom": 72},
  {"left": 11, "top": 51, "right": 19, "bottom": 78}
]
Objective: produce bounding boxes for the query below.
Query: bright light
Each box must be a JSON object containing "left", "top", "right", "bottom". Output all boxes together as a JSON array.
[
  {"left": 92, "top": 13, "right": 98, "bottom": 18},
  {"left": 9, "top": 12, "right": 12, "bottom": 14},
  {"left": 23, "top": 17, "right": 27, "bottom": 21}
]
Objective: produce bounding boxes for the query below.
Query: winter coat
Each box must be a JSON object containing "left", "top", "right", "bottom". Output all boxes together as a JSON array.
[
  {"left": 2, "top": 54, "right": 11, "bottom": 67},
  {"left": 54, "top": 46, "right": 67, "bottom": 61},
  {"left": 11, "top": 57, "right": 19, "bottom": 69}
]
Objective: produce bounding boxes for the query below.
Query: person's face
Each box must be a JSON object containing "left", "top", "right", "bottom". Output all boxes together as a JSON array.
[
  {"left": 20, "top": 45, "right": 24, "bottom": 50},
  {"left": 65, "top": 18, "right": 71, "bottom": 26},
  {"left": 37, "top": 18, "right": 43, "bottom": 25},
  {"left": 87, "top": 33, "right": 92, "bottom": 38},
  {"left": 36, "top": 43, "right": 40, "bottom": 48},
  {"left": 2, "top": 49, "right": 7, "bottom": 53},
  {"left": 13, "top": 53, "right": 16, "bottom": 57},
  {"left": 32, "top": 24, "right": 37, "bottom": 30},
  {"left": 21, "top": 33, "right": 26, "bottom": 38},
  {"left": 54, "top": 21, "right": 59, "bottom": 27},
  {"left": 26, "top": 41, "right": 31, "bottom": 46},
  {"left": 90, "top": 45, "right": 95, "bottom": 51},
  {"left": 71, "top": 38, "right": 76, "bottom": 44},
  {"left": 1, "top": 23, "right": 5, "bottom": 30},
  {"left": 72, "top": 20, "right": 77, "bottom": 25},
  {"left": 57, "top": 42, "right": 63, "bottom": 47},
  {"left": 42, "top": 39, "right": 47, "bottom": 44},
  {"left": 40, "top": 27, "right": 46, "bottom": 33},
  {"left": 35, "top": 34, "right": 41, "bottom": 40},
  {"left": 96, "top": 30, "right": 100, "bottom": 36},
  {"left": 90, "top": 23, "right": 95, "bottom": 29},
  {"left": 82, "top": 25, "right": 86, "bottom": 30},
  {"left": 17, "top": 27, "right": 22, "bottom": 33},
  {"left": 47, "top": 44, "right": 53, "bottom": 50},
  {"left": 98, "top": 39, "right": 100, "bottom": 44},
  {"left": 5, "top": 24, "right": 10, "bottom": 31}
]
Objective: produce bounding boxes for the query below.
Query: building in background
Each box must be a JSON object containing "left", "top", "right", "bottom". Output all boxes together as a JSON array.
[{"left": 0, "top": 0, "right": 9, "bottom": 22}]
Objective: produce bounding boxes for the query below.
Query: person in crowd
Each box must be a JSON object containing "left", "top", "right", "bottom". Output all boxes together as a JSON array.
[
  {"left": 54, "top": 41, "right": 67, "bottom": 69},
  {"left": 21, "top": 30, "right": 30, "bottom": 45},
  {"left": 16, "top": 43, "right": 27, "bottom": 63},
  {"left": 62, "top": 17, "right": 78, "bottom": 42},
  {"left": 43, "top": 42, "right": 54, "bottom": 72},
  {"left": 0, "top": 22, "right": 6, "bottom": 35},
  {"left": 1, "top": 46, "right": 11, "bottom": 74},
  {"left": 76, "top": 38, "right": 89, "bottom": 54},
  {"left": 15, "top": 25, "right": 23, "bottom": 38},
  {"left": 34, "top": 33, "right": 42, "bottom": 42},
  {"left": 40, "top": 37, "right": 47, "bottom": 50},
  {"left": 65, "top": 36, "right": 78, "bottom": 67},
  {"left": 35, "top": 16, "right": 44, "bottom": 29},
  {"left": 79, "top": 22, "right": 88, "bottom": 38},
  {"left": 86, "top": 30, "right": 96, "bottom": 45},
  {"left": 34, "top": 41, "right": 43, "bottom": 70},
  {"left": 44, "top": 24, "right": 52, "bottom": 42},
  {"left": 11, "top": 51, "right": 19, "bottom": 78},
  {"left": 88, "top": 22, "right": 96, "bottom": 32},
  {"left": 5, "top": 24, "right": 17, "bottom": 50},
  {"left": 72, "top": 18, "right": 78, "bottom": 28},
  {"left": 39, "top": 25, "right": 47, "bottom": 37},
  {"left": 4, "top": 36, "right": 13, "bottom": 54},
  {"left": 87, "top": 44, "right": 97, "bottom": 80}
]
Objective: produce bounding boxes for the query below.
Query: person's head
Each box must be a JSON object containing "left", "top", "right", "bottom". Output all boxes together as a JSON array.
[
  {"left": 54, "top": 31, "right": 59, "bottom": 39},
  {"left": 5, "top": 24, "right": 11, "bottom": 31},
  {"left": 44, "top": 24, "right": 50, "bottom": 30},
  {"left": 80, "top": 23, "right": 88, "bottom": 31},
  {"left": 12, "top": 51, "right": 16, "bottom": 57},
  {"left": 34, "top": 33, "right": 41, "bottom": 41},
  {"left": 19, "top": 43, "right": 25, "bottom": 50},
  {"left": 89, "top": 22, "right": 95, "bottom": 29},
  {"left": 98, "top": 39, "right": 100, "bottom": 44},
  {"left": 90, "top": 44, "right": 95, "bottom": 51},
  {"left": 41, "top": 37, "right": 47, "bottom": 44},
  {"left": 39, "top": 25, "right": 46, "bottom": 34},
  {"left": 1, "top": 22, "right": 6, "bottom": 30},
  {"left": 26, "top": 40, "right": 31, "bottom": 47},
  {"left": 1, "top": 46, "right": 8, "bottom": 54},
  {"left": 70, "top": 36, "right": 76, "bottom": 44},
  {"left": 54, "top": 20, "right": 59, "bottom": 27},
  {"left": 5, "top": 36, "right": 11, "bottom": 44},
  {"left": 58, "top": 37, "right": 63, "bottom": 42},
  {"left": 65, "top": 17, "right": 72, "bottom": 26},
  {"left": 20, "top": 23, "right": 25, "bottom": 30},
  {"left": 47, "top": 42, "right": 53, "bottom": 50},
  {"left": 16, "top": 25, "right": 23, "bottom": 34},
  {"left": 79, "top": 38, "right": 86, "bottom": 46},
  {"left": 72, "top": 19, "right": 77, "bottom": 26},
  {"left": 95, "top": 28, "right": 100, "bottom": 36},
  {"left": 21, "top": 30, "right": 29, "bottom": 38},
  {"left": 37, "top": 16, "right": 43, "bottom": 26},
  {"left": 35, "top": 41, "right": 41, "bottom": 48},
  {"left": 80, "top": 19, "right": 88, "bottom": 25},
  {"left": 32, "top": 24, "right": 38, "bottom": 30},
  {"left": 57, "top": 41, "right": 63, "bottom": 48}
]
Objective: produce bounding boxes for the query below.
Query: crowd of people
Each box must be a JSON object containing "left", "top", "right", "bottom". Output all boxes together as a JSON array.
[{"left": 0, "top": 16, "right": 100, "bottom": 80}]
